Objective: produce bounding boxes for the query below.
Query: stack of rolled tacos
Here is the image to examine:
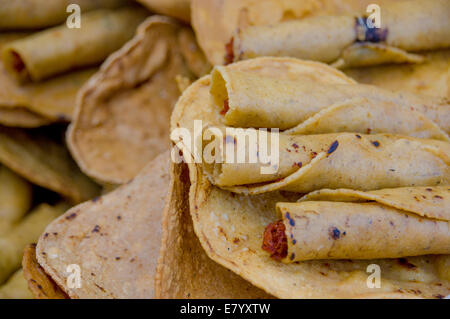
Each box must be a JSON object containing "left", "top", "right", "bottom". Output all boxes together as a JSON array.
[
  {"left": 170, "top": 57, "right": 450, "bottom": 298},
  {"left": 10, "top": 1, "right": 449, "bottom": 300}
]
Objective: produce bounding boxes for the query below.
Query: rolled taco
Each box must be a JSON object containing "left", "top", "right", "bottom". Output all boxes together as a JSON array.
[
  {"left": 262, "top": 187, "right": 450, "bottom": 262},
  {"left": 171, "top": 56, "right": 450, "bottom": 298},
  {"left": 2, "top": 7, "right": 148, "bottom": 82},
  {"left": 210, "top": 65, "right": 450, "bottom": 133},
  {"left": 192, "top": 0, "right": 391, "bottom": 65},
  {"left": 203, "top": 131, "right": 449, "bottom": 195},
  {"left": 0, "top": 32, "right": 95, "bottom": 126},
  {"left": 232, "top": 0, "right": 450, "bottom": 68},
  {"left": 0, "top": 0, "right": 129, "bottom": 30}
]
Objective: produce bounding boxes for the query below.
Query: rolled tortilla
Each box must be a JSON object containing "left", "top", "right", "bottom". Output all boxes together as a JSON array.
[
  {"left": 0, "top": 165, "right": 32, "bottom": 233},
  {"left": 0, "top": 0, "right": 129, "bottom": 30},
  {"left": 0, "top": 269, "right": 33, "bottom": 299},
  {"left": 263, "top": 186, "right": 450, "bottom": 262},
  {"left": 211, "top": 66, "right": 450, "bottom": 133},
  {"left": 0, "top": 203, "right": 68, "bottom": 284},
  {"left": 204, "top": 132, "right": 450, "bottom": 194},
  {"left": 2, "top": 7, "right": 148, "bottom": 82},
  {"left": 233, "top": 0, "right": 450, "bottom": 67}
]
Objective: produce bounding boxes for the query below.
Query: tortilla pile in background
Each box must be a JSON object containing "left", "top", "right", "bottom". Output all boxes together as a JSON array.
[
  {"left": 68, "top": 15, "right": 210, "bottom": 185},
  {"left": 0, "top": 1, "right": 153, "bottom": 298}
]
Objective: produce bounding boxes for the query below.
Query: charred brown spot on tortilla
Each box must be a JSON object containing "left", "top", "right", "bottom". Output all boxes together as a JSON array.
[
  {"left": 224, "top": 37, "right": 234, "bottom": 65},
  {"left": 65, "top": 212, "right": 77, "bottom": 220},
  {"left": 224, "top": 135, "right": 236, "bottom": 144},
  {"left": 371, "top": 140, "right": 380, "bottom": 147},
  {"left": 292, "top": 162, "right": 302, "bottom": 168},
  {"left": 327, "top": 140, "right": 339, "bottom": 155},
  {"left": 220, "top": 98, "right": 230, "bottom": 115},
  {"left": 262, "top": 221, "right": 288, "bottom": 261},
  {"left": 355, "top": 16, "right": 388, "bottom": 43},
  {"left": 285, "top": 212, "right": 295, "bottom": 226},
  {"left": 355, "top": 134, "right": 362, "bottom": 139},
  {"left": 329, "top": 227, "right": 341, "bottom": 240},
  {"left": 397, "top": 258, "right": 417, "bottom": 269},
  {"left": 433, "top": 195, "right": 443, "bottom": 200},
  {"left": 92, "top": 225, "right": 100, "bottom": 233},
  {"left": 10, "top": 50, "right": 26, "bottom": 73}
]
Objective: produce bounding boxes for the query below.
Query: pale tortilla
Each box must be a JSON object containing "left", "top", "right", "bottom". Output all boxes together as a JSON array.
[
  {"left": 68, "top": 16, "right": 209, "bottom": 184},
  {"left": 34, "top": 151, "right": 269, "bottom": 298},
  {"left": 191, "top": 0, "right": 401, "bottom": 65}
]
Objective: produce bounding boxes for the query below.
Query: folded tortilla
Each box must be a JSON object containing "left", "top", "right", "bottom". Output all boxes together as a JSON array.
[
  {"left": 137, "top": 0, "right": 191, "bottom": 22},
  {"left": 0, "top": 203, "right": 68, "bottom": 284},
  {"left": 344, "top": 49, "right": 450, "bottom": 99},
  {"left": 68, "top": 16, "right": 209, "bottom": 184},
  {"left": 211, "top": 65, "right": 450, "bottom": 133},
  {"left": 0, "top": 0, "right": 129, "bottom": 30},
  {"left": 204, "top": 130, "right": 449, "bottom": 194},
  {"left": 22, "top": 244, "right": 68, "bottom": 299},
  {"left": 233, "top": 0, "right": 450, "bottom": 67},
  {"left": 2, "top": 7, "right": 148, "bottom": 82},
  {"left": 191, "top": 0, "right": 388, "bottom": 65},
  {"left": 0, "top": 126, "right": 100, "bottom": 203},
  {"left": 171, "top": 56, "right": 450, "bottom": 298},
  {"left": 32, "top": 151, "right": 269, "bottom": 298},
  {"left": 265, "top": 187, "right": 450, "bottom": 262}
]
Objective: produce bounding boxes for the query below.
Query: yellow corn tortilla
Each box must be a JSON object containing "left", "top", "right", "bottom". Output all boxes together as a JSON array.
[
  {"left": 204, "top": 131, "right": 449, "bottom": 194},
  {"left": 0, "top": 32, "right": 97, "bottom": 124},
  {"left": 68, "top": 16, "right": 209, "bottom": 184},
  {"left": 22, "top": 244, "right": 68, "bottom": 299},
  {"left": 137, "top": 0, "right": 191, "bottom": 22},
  {"left": 0, "top": 202, "right": 69, "bottom": 284},
  {"left": 171, "top": 57, "right": 450, "bottom": 298},
  {"left": 274, "top": 186, "right": 450, "bottom": 262},
  {"left": 34, "top": 151, "right": 268, "bottom": 298},
  {"left": 233, "top": 0, "right": 450, "bottom": 68},
  {"left": 192, "top": 0, "right": 386, "bottom": 65},
  {"left": 211, "top": 64, "right": 450, "bottom": 133},
  {"left": 0, "top": 126, "right": 100, "bottom": 203},
  {"left": 0, "top": 165, "right": 32, "bottom": 234},
  {"left": 285, "top": 98, "right": 448, "bottom": 141},
  {"left": 2, "top": 7, "right": 148, "bottom": 83},
  {"left": 156, "top": 160, "right": 272, "bottom": 298},
  {"left": 0, "top": 0, "right": 129, "bottom": 30},
  {"left": 344, "top": 49, "right": 450, "bottom": 99},
  {"left": 35, "top": 152, "right": 170, "bottom": 298},
  {"left": 0, "top": 269, "right": 33, "bottom": 299}
]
